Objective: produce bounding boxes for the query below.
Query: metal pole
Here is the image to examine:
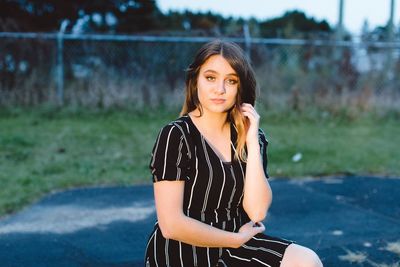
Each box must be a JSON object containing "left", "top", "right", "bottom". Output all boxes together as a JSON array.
[
  {"left": 384, "top": 0, "right": 396, "bottom": 84},
  {"left": 334, "top": 0, "right": 345, "bottom": 70},
  {"left": 57, "top": 20, "right": 69, "bottom": 106},
  {"left": 388, "top": 0, "right": 395, "bottom": 42},
  {"left": 336, "top": 0, "right": 344, "bottom": 41},
  {"left": 243, "top": 22, "right": 251, "bottom": 59}
]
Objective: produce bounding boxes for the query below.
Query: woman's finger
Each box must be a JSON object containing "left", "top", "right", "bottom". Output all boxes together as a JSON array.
[
  {"left": 241, "top": 111, "right": 253, "bottom": 119},
  {"left": 257, "top": 222, "right": 265, "bottom": 231},
  {"left": 241, "top": 105, "right": 259, "bottom": 118},
  {"left": 241, "top": 104, "right": 255, "bottom": 112},
  {"left": 254, "top": 222, "right": 265, "bottom": 233},
  {"left": 241, "top": 103, "right": 254, "bottom": 108}
]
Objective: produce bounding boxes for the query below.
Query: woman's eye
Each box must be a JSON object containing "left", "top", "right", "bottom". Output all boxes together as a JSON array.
[
  {"left": 206, "top": 76, "right": 215, "bottom": 81},
  {"left": 226, "top": 79, "right": 238, "bottom": 85}
]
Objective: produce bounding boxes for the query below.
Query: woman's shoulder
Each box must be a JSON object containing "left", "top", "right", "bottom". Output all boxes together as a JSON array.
[
  {"left": 155, "top": 115, "right": 193, "bottom": 158},
  {"left": 157, "top": 115, "right": 191, "bottom": 138}
]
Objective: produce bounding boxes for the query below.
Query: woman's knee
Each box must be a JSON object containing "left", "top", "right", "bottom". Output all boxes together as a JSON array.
[{"left": 281, "top": 244, "right": 323, "bottom": 267}]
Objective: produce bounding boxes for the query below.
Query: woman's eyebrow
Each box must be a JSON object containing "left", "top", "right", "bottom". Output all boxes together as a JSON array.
[{"left": 203, "top": 69, "right": 238, "bottom": 76}]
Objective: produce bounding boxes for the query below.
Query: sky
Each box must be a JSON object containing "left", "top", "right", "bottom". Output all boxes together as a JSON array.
[{"left": 157, "top": 0, "right": 399, "bottom": 35}]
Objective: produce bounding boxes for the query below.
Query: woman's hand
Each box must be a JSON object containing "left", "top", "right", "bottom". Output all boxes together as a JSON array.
[
  {"left": 241, "top": 103, "right": 260, "bottom": 147},
  {"left": 236, "top": 221, "right": 265, "bottom": 247}
]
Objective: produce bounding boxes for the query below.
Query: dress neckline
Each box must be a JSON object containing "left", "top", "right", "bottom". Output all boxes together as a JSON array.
[{"left": 186, "top": 115, "right": 233, "bottom": 165}]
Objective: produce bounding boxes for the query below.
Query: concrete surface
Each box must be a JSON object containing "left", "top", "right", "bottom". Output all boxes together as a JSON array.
[{"left": 0, "top": 176, "right": 399, "bottom": 266}]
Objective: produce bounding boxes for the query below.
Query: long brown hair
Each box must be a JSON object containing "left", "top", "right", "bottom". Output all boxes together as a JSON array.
[{"left": 180, "top": 39, "right": 257, "bottom": 161}]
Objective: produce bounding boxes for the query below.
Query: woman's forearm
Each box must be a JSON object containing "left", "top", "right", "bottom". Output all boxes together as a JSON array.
[
  {"left": 159, "top": 213, "right": 244, "bottom": 248},
  {"left": 242, "top": 142, "right": 272, "bottom": 222},
  {"left": 154, "top": 181, "right": 256, "bottom": 249}
]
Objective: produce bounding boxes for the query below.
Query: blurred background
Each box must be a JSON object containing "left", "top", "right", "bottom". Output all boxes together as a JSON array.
[
  {"left": 1, "top": 0, "right": 399, "bottom": 110},
  {"left": 0, "top": 1, "right": 399, "bottom": 216}
]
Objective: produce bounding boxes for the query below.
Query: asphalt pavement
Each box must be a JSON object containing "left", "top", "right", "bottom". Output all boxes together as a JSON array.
[{"left": 0, "top": 176, "right": 399, "bottom": 266}]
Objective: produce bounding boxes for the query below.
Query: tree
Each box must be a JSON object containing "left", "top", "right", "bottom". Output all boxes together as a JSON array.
[
  {"left": 116, "top": 0, "right": 162, "bottom": 33},
  {"left": 259, "top": 10, "right": 332, "bottom": 39},
  {"left": 0, "top": 1, "right": 333, "bottom": 37},
  {"left": 0, "top": 0, "right": 90, "bottom": 32}
]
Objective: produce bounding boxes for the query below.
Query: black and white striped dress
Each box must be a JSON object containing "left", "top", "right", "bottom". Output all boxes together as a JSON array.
[{"left": 144, "top": 115, "right": 292, "bottom": 267}]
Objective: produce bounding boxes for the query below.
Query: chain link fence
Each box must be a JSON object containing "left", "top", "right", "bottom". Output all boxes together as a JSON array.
[{"left": 0, "top": 32, "right": 399, "bottom": 115}]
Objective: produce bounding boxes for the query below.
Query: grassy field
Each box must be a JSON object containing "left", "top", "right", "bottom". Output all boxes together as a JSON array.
[{"left": 0, "top": 107, "right": 399, "bottom": 217}]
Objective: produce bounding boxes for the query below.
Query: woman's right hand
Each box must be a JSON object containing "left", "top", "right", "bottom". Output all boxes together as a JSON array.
[{"left": 236, "top": 221, "right": 265, "bottom": 247}]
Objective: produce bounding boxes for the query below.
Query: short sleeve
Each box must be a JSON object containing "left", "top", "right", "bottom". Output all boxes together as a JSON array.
[
  {"left": 149, "top": 124, "right": 190, "bottom": 182},
  {"left": 258, "top": 129, "right": 270, "bottom": 178}
]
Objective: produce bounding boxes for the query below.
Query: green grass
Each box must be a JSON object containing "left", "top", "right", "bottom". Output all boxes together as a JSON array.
[
  {"left": 0, "top": 107, "right": 399, "bottom": 217},
  {"left": 264, "top": 112, "right": 399, "bottom": 177}
]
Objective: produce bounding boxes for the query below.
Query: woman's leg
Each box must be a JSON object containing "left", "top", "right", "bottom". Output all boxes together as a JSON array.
[
  {"left": 280, "top": 244, "right": 323, "bottom": 267},
  {"left": 218, "top": 233, "right": 293, "bottom": 267}
]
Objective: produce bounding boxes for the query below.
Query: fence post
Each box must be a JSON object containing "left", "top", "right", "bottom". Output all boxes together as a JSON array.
[
  {"left": 385, "top": 0, "right": 396, "bottom": 82},
  {"left": 336, "top": 0, "right": 344, "bottom": 41},
  {"left": 387, "top": 0, "right": 395, "bottom": 42},
  {"left": 243, "top": 22, "right": 251, "bottom": 59},
  {"left": 56, "top": 20, "right": 69, "bottom": 106},
  {"left": 334, "top": 0, "right": 345, "bottom": 88}
]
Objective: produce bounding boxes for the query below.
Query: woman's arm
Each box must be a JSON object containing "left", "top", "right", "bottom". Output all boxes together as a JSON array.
[
  {"left": 154, "top": 180, "right": 265, "bottom": 248},
  {"left": 241, "top": 103, "right": 273, "bottom": 222}
]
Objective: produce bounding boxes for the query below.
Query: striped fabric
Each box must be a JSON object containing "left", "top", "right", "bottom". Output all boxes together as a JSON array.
[{"left": 145, "top": 115, "right": 292, "bottom": 267}]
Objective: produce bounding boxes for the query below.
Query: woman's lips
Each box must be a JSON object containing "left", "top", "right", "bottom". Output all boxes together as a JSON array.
[{"left": 211, "top": 98, "right": 226, "bottom": 104}]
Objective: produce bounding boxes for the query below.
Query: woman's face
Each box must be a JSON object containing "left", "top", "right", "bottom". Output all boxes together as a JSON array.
[{"left": 196, "top": 55, "right": 239, "bottom": 115}]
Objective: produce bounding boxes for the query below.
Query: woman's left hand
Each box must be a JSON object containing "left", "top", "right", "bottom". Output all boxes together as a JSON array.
[{"left": 241, "top": 103, "right": 260, "bottom": 147}]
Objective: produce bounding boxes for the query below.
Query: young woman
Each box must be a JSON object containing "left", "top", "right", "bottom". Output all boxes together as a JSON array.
[{"left": 144, "top": 40, "right": 323, "bottom": 267}]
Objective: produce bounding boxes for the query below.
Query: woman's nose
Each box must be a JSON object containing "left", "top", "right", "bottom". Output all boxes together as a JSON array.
[{"left": 215, "top": 81, "right": 226, "bottom": 94}]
